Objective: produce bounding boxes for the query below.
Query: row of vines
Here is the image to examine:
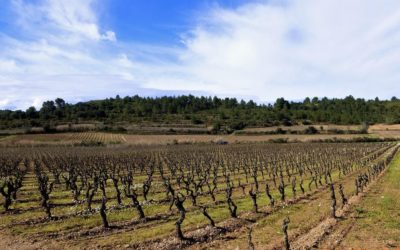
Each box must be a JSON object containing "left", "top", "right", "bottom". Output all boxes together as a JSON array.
[{"left": 0, "top": 142, "right": 397, "bottom": 248}]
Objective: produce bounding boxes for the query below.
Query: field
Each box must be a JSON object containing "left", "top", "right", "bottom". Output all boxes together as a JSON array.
[
  {"left": 242, "top": 124, "right": 362, "bottom": 132},
  {"left": 0, "top": 125, "right": 400, "bottom": 146},
  {"left": 0, "top": 141, "right": 399, "bottom": 249}
]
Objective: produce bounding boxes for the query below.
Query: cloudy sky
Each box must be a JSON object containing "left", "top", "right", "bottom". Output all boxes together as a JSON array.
[{"left": 1, "top": 0, "right": 400, "bottom": 110}]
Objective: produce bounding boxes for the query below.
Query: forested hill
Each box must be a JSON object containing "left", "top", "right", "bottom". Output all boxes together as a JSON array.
[{"left": 1, "top": 95, "right": 400, "bottom": 129}]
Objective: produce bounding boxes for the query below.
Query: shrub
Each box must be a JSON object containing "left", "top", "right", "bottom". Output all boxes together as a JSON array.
[
  {"left": 191, "top": 116, "right": 203, "bottom": 124},
  {"left": 227, "top": 120, "right": 246, "bottom": 131},
  {"left": 304, "top": 126, "right": 318, "bottom": 134}
]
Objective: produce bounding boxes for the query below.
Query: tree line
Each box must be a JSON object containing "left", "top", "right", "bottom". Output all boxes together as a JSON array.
[{"left": 1, "top": 95, "right": 400, "bottom": 130}]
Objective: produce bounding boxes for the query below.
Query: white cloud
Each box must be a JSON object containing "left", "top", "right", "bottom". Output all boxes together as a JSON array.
[
  {"left": 11, "top": 0, "right": 116, "bottom": 43},
  {"left": 2, "top": 0, "right": 400, "bottom": 110},
  {"left": 142, "top": 0, "right": 400, "bottom": 101},
  {"left": 102, "top": 31, "right": 117, "bottom": 42},
  {"left": 0, "top": 59, "right": 20, "bottom": 73},
  {"left": 0, "top": 99, "right": 10, "bottom": 107},
  {"left": 0, "top": 0, "right": 132, "bottom": 109}
]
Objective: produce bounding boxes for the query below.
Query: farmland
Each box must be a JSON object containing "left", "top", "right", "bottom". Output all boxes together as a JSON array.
[
  {"left": 1, "top": 125, "right": 400, "bottom": 147},
  {"left": 3, "top": 0, "right": 400, "bottom": 249},
  {"left": 0, "top": 141, "right": 399, "bottom": 249}
]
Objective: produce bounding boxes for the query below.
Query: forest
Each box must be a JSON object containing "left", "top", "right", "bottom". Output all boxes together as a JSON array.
[{"left": 1, "top": 95, "right": 400, "bottom": 130}]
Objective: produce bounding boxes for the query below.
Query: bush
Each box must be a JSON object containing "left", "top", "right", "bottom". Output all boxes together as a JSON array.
[
  {"left": 191, "top": 116, "right": 203, "bottom": 124},
  {"left": 304, "top": 126, "right": 318, "bottom": 134},
  {"left": 275, "top": 128, "right": 287, "bottom": 134},
  {"left": 114, "top": 126, "right": 127, "bottom": 132},
  {"left": 281, "top": 119, "right": 293, "bottom": 126},
  {"left": 269, "top": 138, "right": 289, "bottom": 143},
  {"left": 227, "top": 120, "right": 246, "bottom": 131},
  {"left": 76, "top": 141, "right": 104, "bottom": 147},
  {"left": 360, "top": 122, "right": 369, "bottom": 134},
  {"left": 211, "top": 122, "right": 222, "bottom": 134},
  {"left": 327, "top": 128, "right": 344, "bottom": 134}
]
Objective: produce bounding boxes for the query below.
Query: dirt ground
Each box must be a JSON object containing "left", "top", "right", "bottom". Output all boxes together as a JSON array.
[{"left": 0, "top": 230, "right": 65, "bottom": 250}]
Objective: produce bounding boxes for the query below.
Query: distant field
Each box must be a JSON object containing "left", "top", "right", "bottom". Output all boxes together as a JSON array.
[
  {"left": 369, "top": 124, "right": 400, "bottom": 131},
  {"left": 0, "top": 131, "right": 398, "bottom": 146},
  {"left": 369, "top": 124, "right": 400, "bottom": 137},
  {"left": 0, "top": 123, "right": 399, "bottom": 146},
  {"left": 122, "top": 133, "right": 391, "bottom": 144},
  {"left": 242, "top": 124, "right": 400, "bottom": 135},
  {"left": 0, "top": 132, "right": 125, "bottom": 146},
  {"left": 243, "top": 124, "right": 362, "bottom": 132}
]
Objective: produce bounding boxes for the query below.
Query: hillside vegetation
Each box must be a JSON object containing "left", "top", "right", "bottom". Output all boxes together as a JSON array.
[{"left": 1, "top": 95, "right": 400, "bottom": 132}]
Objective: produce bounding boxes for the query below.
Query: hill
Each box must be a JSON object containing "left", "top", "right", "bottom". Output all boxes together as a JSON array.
[{"left": 1, "top": 95, "right": 400, "bottom": 133}]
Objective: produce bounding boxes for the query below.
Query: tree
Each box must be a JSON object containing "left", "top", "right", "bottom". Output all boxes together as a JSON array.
[
  {"left": 26, "top": 106, "right": 38, "bottom": 119},
  {"left": 274, "top": 98, "right": 290, "bottom": 110},
  {"left": 40, "top": 101, "right": 56, "bottom": 119},
  {"left": 303, "top": 97, "right": 311, "bottom": 106},
  {"left": 55, "top": 98, "right": 66, "bottom": 109},
  {"left": 2, "top": 95, "right": 400, "bottom": 130}
]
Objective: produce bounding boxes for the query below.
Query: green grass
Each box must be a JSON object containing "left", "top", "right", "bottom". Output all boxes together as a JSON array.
[{"left": 340, "top": 150, "right": 400, "bottom": 247}]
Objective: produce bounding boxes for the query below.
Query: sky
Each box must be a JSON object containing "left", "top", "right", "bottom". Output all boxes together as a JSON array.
[{"left": 1, "top": 0, "right": 400, "bottom": 110}]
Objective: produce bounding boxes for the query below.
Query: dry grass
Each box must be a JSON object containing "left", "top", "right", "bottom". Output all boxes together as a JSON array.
[
  {"left": 369, "top": 124, "right": 400, "bottom": 131},
  {"left": 368, "top": 124, "right": 400, "bottom": 138},
  {"left": 369, "top": 124, "right": 400, "bottom": 138}
]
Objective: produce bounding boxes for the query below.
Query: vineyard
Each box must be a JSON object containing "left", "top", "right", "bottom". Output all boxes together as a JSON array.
[
  {"left": 0, "top": 142, "right": 399, "bottom": 249},
  {"left": 1, "top": 131, "right": 397, "bottom": 147},
  {"left": 0, "top": 132, "right": 126, "bottom": 146}
]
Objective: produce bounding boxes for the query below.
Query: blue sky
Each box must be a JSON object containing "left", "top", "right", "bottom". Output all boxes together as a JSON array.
[
  {"left": 104, "top": 0, "right": 251, "bottom": 44},
  {"left": 1, "top": 0, "right": 400, "bottom": 110}
]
